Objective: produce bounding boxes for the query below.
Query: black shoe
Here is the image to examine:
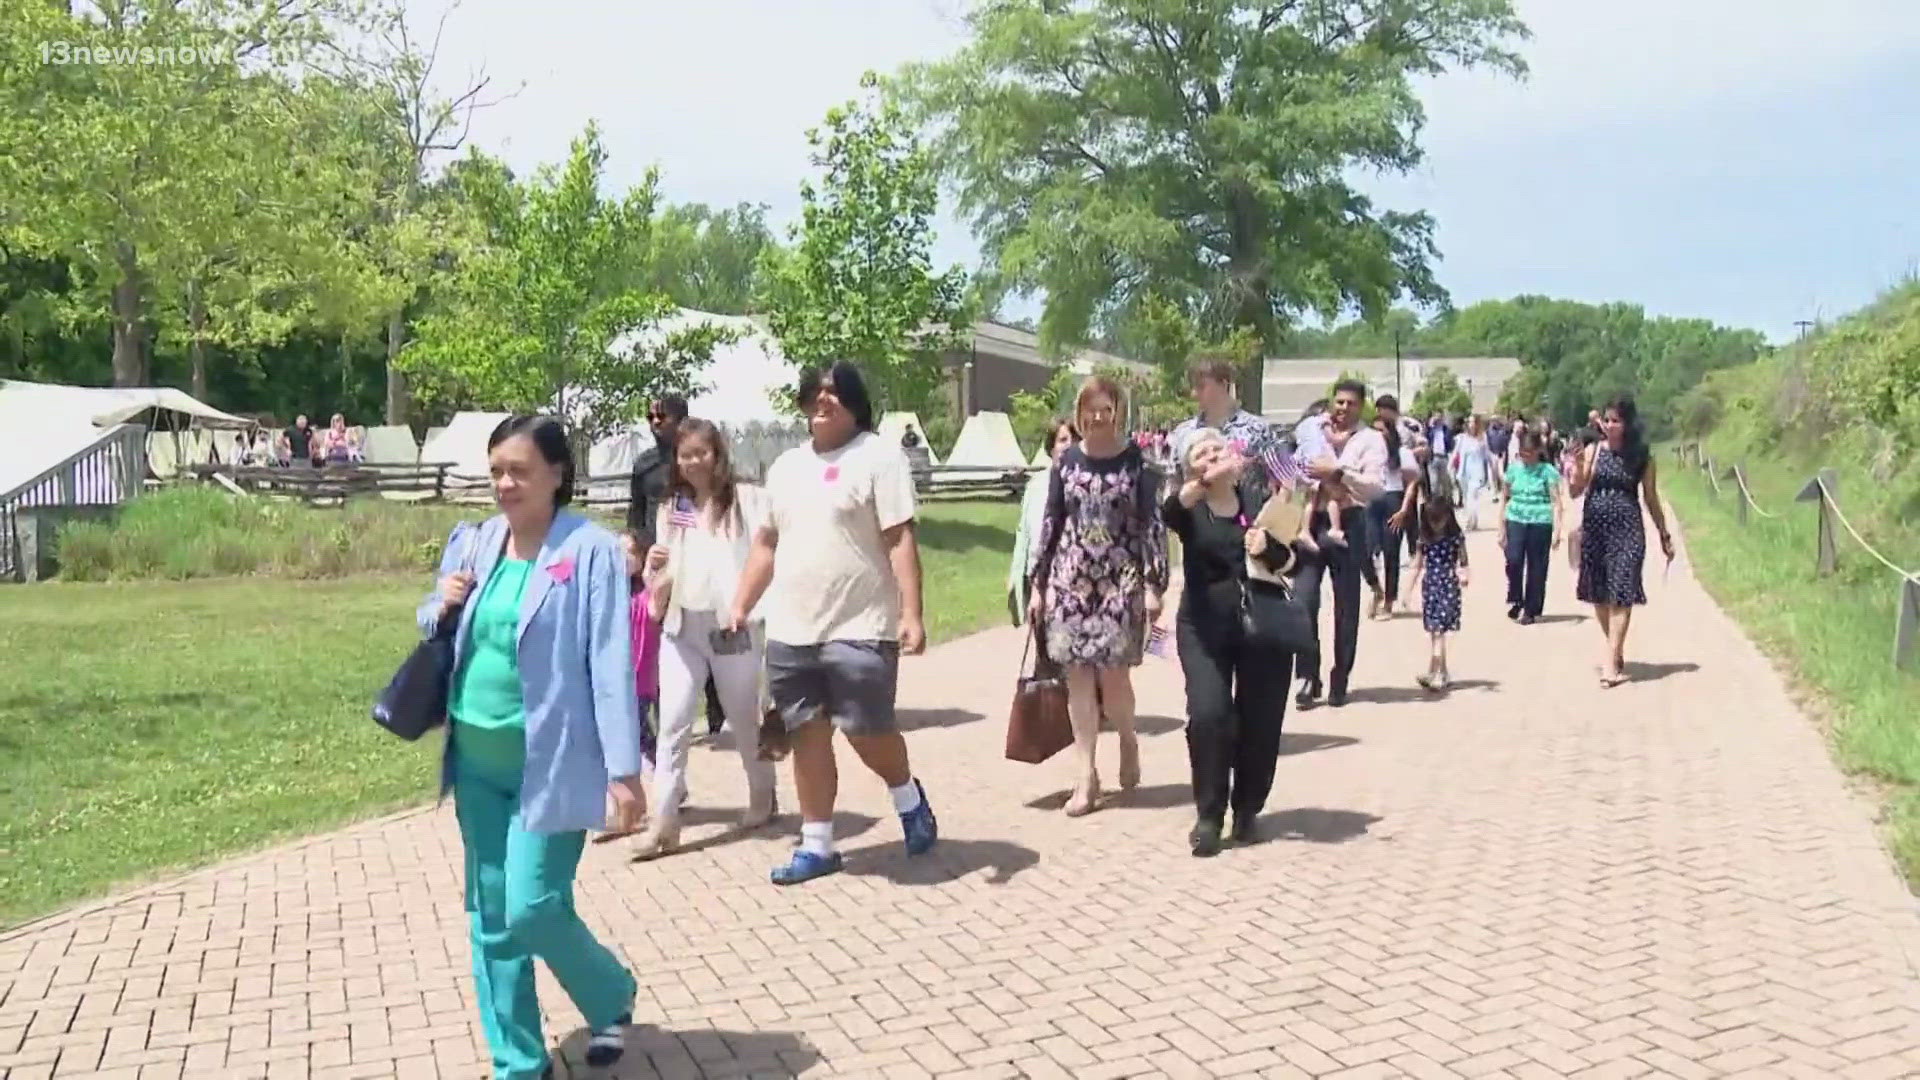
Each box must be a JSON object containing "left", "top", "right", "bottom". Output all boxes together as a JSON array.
[
  {"left": 1507, "top": 604, "right": 1522, "bottom": 621},
  {"left": 1229, "top": 816, "right": 1258, "bottom": 845},
  {"left": 1295, "top": 680, "right": 1322, "bottom": 709},
  {"left": 1519, "top": 613, "right": 1537, "bottom": 626},
  {"left": 1328, "top": 686, "right": 1349, "bottom": 708},
  {"left": 1189, "top": 820, "right": 1223, "bottom": 857}
]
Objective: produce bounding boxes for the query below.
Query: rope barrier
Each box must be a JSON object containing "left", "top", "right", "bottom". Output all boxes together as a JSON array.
[
  {"left": 1816, "top": 477, "right": 1920, "bottom": 584},
  {"left": 1732, "top": 466, "right": 1780, "bottom": 520}
]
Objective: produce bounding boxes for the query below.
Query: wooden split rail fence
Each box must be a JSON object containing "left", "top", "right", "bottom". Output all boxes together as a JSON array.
[{"left": 1674, "top": 442, "right": 1919, "bottom": 672}]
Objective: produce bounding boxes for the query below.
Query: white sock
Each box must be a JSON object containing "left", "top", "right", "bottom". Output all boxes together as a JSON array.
[
  {"left": 800, "top": 821, "right": 835, "bottom": 857},
  {"left": 889, "top": 779, "right": 923, "bottom": 814}
]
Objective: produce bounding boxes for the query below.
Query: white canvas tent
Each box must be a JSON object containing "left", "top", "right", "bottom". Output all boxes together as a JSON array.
[
  {"left": 1030, "top": 445, "right": 1050, "bottom": 468},
  {"left": 360, "top": 425, "right": 420, "bottom": 465},
  {"left": 945, "top": 411, "right": 1028, "bottom": 470},
  {"left": 587, "top": 309, "right": 807, "bottom": 496},
  {"left": 878, "top": 412, "right": 940, "bottom": 466},
  {"left": 420, "top": 412, "right": 511, "bottom": 491},
  {"left": 0, "top": 379, "right": 249, "bottom": 493}
]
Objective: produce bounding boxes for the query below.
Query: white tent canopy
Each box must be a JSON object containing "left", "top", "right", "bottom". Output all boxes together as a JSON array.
[
  {"left": 0, "top": 379, "right": 249, "bottom": 494},
  {"left": 878, "top": 412, "right": 940, "bottom": 466},
  {"left": 359, "top": 425, "right": 420, "bottom": 465},
  {"left": 419, "top": 411, "right": 511, "bottom": 484},
  {"left": 587, "top": 308, "right": 804, "bottom": 494},
  {"left": 945, "top": 410, "right": 1028, "bottom": 471}
]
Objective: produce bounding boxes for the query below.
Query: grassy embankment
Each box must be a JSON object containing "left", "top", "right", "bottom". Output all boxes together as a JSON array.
[
  {"left": 1667, "top": 282, "right": 1920, "bottom": 885},
  {"left": 0, "top": 489, "right": 1020, "bottom": 926}
]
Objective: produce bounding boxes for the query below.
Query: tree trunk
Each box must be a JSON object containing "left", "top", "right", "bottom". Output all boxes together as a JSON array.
[
  {"left": 384, "top": 306, "right": 410, "bottom": 424},
  {"left": 188, "top": 280, "right": 209, "bottom": 401},
  {"left": 1226, "top": 189, "right": 1275, "bottom": 418},
  {"left": 110, "top": 242, "right": 147, "bottom": 387}
]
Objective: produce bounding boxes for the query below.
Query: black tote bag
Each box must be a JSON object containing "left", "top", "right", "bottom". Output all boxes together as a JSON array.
[{"left": 373, "top": 524, "right": 481, "bottom": 741}]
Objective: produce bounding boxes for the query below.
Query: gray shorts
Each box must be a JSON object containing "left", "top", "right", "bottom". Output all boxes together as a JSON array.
[{"left": 765, "top": 639, "right": 899, "bottom": 736}]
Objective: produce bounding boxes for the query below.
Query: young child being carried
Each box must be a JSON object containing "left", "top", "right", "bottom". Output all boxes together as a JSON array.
[{"left": 1290, "top": 411, "right": 1355, "bottom": 553}]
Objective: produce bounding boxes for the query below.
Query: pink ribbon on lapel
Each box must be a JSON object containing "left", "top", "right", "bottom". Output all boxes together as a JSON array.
[{"left": 547, "top": 556, "right": 576, "bottom": 584}]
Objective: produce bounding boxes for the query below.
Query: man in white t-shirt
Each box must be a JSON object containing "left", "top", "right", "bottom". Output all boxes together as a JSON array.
[{"left": 729, "top": 361, "right": 937, "bottom": 885}]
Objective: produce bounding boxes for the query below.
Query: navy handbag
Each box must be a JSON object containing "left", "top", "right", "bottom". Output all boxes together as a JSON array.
[{"left": 373, "top": 523, "right": 478, "bottom": 741}]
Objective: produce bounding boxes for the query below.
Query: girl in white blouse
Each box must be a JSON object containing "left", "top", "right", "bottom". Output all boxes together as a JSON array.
[{"left": 634, "top": 419, "right": 777, "bottom": 858}]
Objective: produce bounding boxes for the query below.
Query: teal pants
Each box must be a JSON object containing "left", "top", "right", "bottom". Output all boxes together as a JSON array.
[{"left": 454, "top": 753, "right": 636, "bottom": 1080}]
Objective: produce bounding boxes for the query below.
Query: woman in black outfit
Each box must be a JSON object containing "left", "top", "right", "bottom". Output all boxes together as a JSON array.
[{"left": 1162, "top": 430, "right": 1297, "bottom": 857}]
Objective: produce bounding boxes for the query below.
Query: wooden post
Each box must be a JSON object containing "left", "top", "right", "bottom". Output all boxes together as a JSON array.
[
  {"left": 1896, "top": 577, "right": 1919, "bottom": 672},
  {"left": 1731, "top": 464, "right": 1748, "bottom": 526},
  {"left": 1793, "top": 470, "right": 1838, "bottom": 576}
]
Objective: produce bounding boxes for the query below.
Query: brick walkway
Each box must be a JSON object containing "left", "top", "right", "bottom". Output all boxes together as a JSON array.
[{"left": 5, "top": 525, "right": 1920, "bottom": 1079}]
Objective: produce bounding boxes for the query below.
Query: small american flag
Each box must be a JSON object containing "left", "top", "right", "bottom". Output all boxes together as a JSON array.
[
  {"left": 1261, "top": 441, "right": 1305, "bottom": 489},
  {"left": 669, "top": 494, "right": 697, "bottom": 529},
  {"left": 1146, "top": 624, "right": 1170, "bottom": 659}
]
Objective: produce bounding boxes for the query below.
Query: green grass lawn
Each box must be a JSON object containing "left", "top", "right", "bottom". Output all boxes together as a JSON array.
[
  {"left": 1664, "top": 453, "right": 1920, "bottom": 886},
  {"left": 0, "top": 498, "right": 1020, "bottom": 927}
]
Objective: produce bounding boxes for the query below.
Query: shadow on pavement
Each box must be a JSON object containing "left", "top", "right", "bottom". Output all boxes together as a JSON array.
[
  {"left": 1526, "top": 613, "right": 1588, "bottom": 625},
  {"left": 843, "top": 837, "right": 1039, "bottom": 886},
  {"left": 1281, "top": 731, "right": 1359, "bottom": 755},
  {"left": 1133, "top": 713, "right": 1182, "bottom": 736},
  {"left": 1251, "top": 807, "right": 1383, "bottom": 845},
  {"left": 1625, "top": 661, "right": 1700, "bottom": 683},
  {"left": 1342, "top": 679, "right": 1499, "bottom": 705},
  {"left": 609, "top": 812, "right": 880, "bottom": 859},
  {"left": 553, "top": 1024, "right": 820, "bottom": 1078}
]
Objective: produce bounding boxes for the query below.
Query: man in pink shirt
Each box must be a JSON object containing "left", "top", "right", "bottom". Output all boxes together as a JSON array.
[{"left": 1292, "top": 380, "right": 1387, "bottom": 709}]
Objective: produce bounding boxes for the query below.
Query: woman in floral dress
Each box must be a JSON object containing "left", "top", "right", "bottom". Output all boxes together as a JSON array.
[{"left": 1029, "top": 376, "right": 1169, "bottom": 816}]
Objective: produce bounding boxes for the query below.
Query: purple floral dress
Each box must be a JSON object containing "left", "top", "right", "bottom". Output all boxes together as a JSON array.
[{"left": 1033, "top": 444, "right": 1169, "bottom": 668}]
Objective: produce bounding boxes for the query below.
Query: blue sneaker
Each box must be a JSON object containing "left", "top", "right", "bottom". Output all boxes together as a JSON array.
[
  {"left": 770, "top": 849, "right": 844, "bottom": 886},
  {"left": 900, "top": 781, "right": 938, "bottom": 856}
]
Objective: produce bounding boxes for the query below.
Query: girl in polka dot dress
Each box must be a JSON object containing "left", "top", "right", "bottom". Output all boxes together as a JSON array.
[{"left": 1408, "top": 493, "right": 1469, "bottom": 691}]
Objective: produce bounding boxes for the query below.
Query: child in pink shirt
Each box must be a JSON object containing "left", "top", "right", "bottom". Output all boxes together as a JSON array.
[{"left": 621, "top": 532, "right": 661, "bottom": 768}]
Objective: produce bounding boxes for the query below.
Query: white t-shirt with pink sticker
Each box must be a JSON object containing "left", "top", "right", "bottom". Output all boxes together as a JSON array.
[{"left": 762, "top": 430, "right": 917, "bottom": 646}]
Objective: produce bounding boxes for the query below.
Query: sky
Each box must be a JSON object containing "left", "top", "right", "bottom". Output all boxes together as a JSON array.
[{"left": 417, "top": 0, "right": 1920, "bottom": 345}]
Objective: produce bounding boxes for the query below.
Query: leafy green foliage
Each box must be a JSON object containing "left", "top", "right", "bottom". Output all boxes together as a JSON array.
[
  {"left": 1411, "top": 365, "right": 1473, "bottom": 419},
  {"left": 643, "top": 202, "right": 779, "bottom": 315},
  {"left": 760, "top": 73, "right": 971, "bottom": 417},
  {"left": 399, "top": 127, "right": 729, "bottom": 441},
  {"left": 900, "top": 0, "right": 1529, "bottom": 407},
  {"left": 1008, "top": 366, "right": 1079, "bottom": 454},
  {"left": 1287, "top": 297, "right": 1767, "bottom": 432}
]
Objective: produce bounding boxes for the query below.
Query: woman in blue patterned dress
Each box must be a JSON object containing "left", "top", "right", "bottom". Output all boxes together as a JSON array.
[
  {"left": 1029, "top": 376, "right": 1169, "bottom": 816},
  {"left": 1571, "top": 397, "right": 1674, "bottom": 687}
]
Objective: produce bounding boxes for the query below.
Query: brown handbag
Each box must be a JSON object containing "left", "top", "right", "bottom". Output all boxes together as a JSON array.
[{"left": 1006, "top": 625, "right": 1072, "bottom": 764}]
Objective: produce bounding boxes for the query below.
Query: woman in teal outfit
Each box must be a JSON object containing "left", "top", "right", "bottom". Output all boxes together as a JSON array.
[{"left": 420, "top": 415, "right": 646, "bottom": 1080}]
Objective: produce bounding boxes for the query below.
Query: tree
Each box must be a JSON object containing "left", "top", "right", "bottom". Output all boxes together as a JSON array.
[
  {"left": 1008, "top": 365, "right": 1079, "bottom": 453},
  {"left": 1494, "top": 364, "right": 1548, "bottom": 418},
  {"left": 317, "top": 0, "right": 513, "bottom": 423},
  {"left": 901, "top": 0, "right": 1528, "bottom": 411},
  {"left": 0, "top": 0, "right": 351, "bottom": 387},
  {"left": 644, "top": 202, "right": 778, "bottom": 315},
  {"left": 759, "top": 72, "right": 971, "bottom": 417},
  {"left": 1411, "top": 365, "right": 1472, "bottom": 419},
  {"left": 398, "top": 128, "right": 729, "bottom": 442}
]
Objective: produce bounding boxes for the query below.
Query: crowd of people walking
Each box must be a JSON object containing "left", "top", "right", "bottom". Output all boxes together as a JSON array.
[{"left": 407, "top": 358, "right": 1670, "bottom": 1079}]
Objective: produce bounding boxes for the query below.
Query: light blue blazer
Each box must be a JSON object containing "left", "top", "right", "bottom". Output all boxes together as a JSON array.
[{"left": 417, "top": 509, "right": 642, "bottom": 833}]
